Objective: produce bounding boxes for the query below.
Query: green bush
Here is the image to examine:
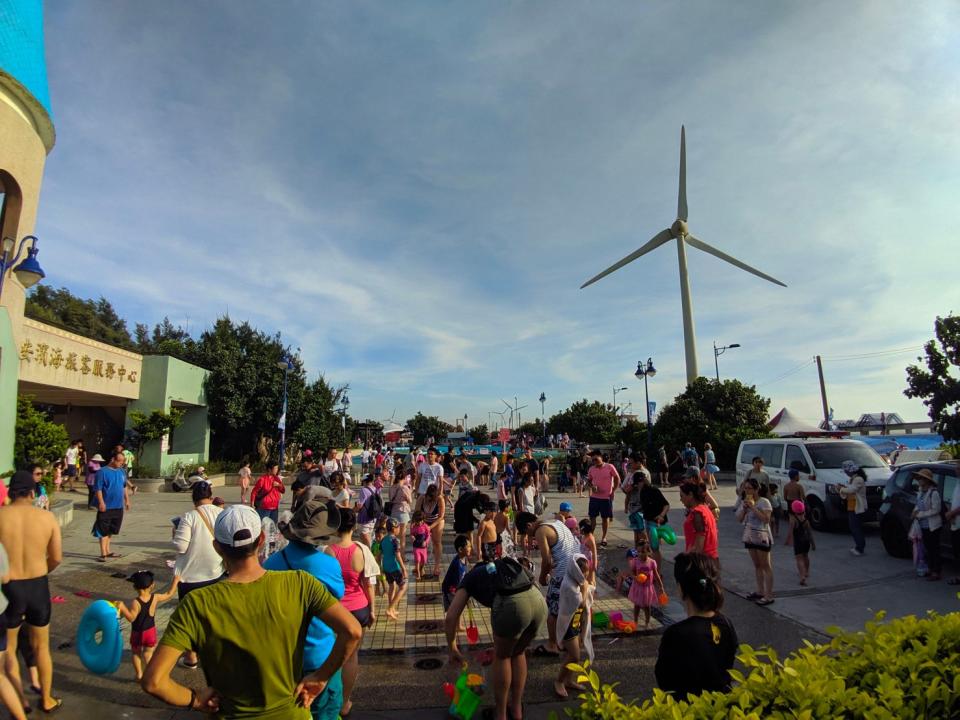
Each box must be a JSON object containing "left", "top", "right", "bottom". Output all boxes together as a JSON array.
[
  {"left": 557, "top": 610, "right": 960, "bottom": 719},
  {"left": 13, "top": 397, "right": 69, "bottom": 471}
]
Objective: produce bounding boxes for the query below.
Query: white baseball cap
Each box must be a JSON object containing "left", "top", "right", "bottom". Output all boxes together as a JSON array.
[{"left": 214, "top": 505, "right": 262, "bottom": 548}]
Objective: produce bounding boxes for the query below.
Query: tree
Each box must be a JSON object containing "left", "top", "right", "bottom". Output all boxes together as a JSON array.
[
  {"left": 905, "top": 314, "right": 960, "bottom": 442},
  {"left": 618, "top": 418, "right": 650, "bottom": 451},
  {"left": 134, "top": 317, "right": 198, "bottom": 362},
  {"left": 467, "top": 424, "right": 490, "bottom": 445},
  {"left": 547, "top": 400, "right": 622, "bottom": 444},
  {"left": 13, "top": 397, "right": 69, "bottom": 470},
  {"left": 654, "top": 377, "right": 772, "bottom": 468},
  {"left": 128, "top": 408, "right": 185, "bottom": 465},
  {"left": 25, "top": 286, "right": 136, "bottom": 349},
  {"left": 294, "top": 376, "right": 350, "bottom": 454},
  {"left": 405, "top": 413, "right": 451, "bottom": 446}
]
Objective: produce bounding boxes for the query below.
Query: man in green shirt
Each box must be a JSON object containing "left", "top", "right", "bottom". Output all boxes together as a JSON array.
[{"left": 142, "top": 505, "right": 362, "bottom": 718}]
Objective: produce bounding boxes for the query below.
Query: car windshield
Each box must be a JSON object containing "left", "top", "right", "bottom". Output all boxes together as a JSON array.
[{"left": 806, "top": 442, "right": 887, "bottom": 469}]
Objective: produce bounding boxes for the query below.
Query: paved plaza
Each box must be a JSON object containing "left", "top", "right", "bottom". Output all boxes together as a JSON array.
[{"left": 32, "top": 475, "right": 959, "bottom": 718}]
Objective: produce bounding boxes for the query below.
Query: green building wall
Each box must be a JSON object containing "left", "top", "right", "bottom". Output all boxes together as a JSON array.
[
  {"left": 127, "top": 355, "right": 209, "bottom": 476},
  {"left": 0, "top": 308, "right": 17, "bottom": 473}
]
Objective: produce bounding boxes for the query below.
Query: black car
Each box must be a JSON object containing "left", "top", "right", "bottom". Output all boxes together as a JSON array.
[{"left": 878, "top": 461, "right": 958, "bottom": 559}]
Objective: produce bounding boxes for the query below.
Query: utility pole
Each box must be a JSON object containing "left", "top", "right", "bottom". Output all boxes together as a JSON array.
[{"left": 815, "top": 355, "right": 830, "bottom": 428}]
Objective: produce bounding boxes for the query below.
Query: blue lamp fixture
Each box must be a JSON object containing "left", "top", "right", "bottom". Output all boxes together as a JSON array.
[
  {"left": 0, "top": 235, "right": 45, "bottom": 299},
  {"left": 634, "top": 358, "right": 657, "bottom": 454}
]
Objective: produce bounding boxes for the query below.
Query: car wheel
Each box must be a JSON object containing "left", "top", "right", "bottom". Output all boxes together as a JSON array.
[
  {"left": 806, "top": 496, "right": 829, "bottom": 532},
  {"left": 881, "top": 517, "right": 911, "bottom": 559}
]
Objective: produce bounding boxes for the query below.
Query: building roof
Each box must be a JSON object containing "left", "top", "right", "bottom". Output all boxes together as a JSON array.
[{"left": 0, "top": 0, "right": 54, "bottom": 149}]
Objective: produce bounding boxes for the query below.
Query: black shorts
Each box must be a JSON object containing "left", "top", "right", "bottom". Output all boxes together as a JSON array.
[
  {"left": 385, "top": 570, "right": 406, "bottom": 587},
  {"left": 350, "top": 604, "right": 372, "bottom": 628},
  {"left": 588, "top": 497, "right": 613, "bottom": 520},
  {"left": 64, "top": 466, "right": 77, "bottom": 478},
  {"left": 744, "top": 542, "right": 772, "bottom": 552},
  {"left": 793, "top": 540, "right": 811, "bottom": 556},
  {"left": 178, "top": 576, "right": 222, "bottom": 601},
  {"left": 3, "top": 576, "right": 51, "bottom": 628},
  {"left": 93, "top": 508, "right": 124, "bottom": 538}
]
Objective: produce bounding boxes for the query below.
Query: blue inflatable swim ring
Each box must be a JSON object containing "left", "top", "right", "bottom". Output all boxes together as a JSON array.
[{"left": 76, "top": 599, "right": 122, "bottom": 675}]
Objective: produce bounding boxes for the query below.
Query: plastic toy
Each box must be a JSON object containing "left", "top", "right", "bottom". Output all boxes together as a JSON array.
[
  {"left": 612, "top": 620, "right": 637, "bottom": 633},
  {"left": 656, "top": 525, "right": 677, "bottom": 545},
  {"left": 635, "top": 572, "right": 648, "bottom": 584},
  {"left": 592, "top": 611, "right": 609, "bottom": 629},
  {"left": 76, "top": 599, "right": 122, "bottom": 675},
  {"left": 609, "top": 611, "right": 623, "bottom": 624},
  {"left": 658, "top": 592, "right": 669, "bottom": 606},
  {"left": 465, "top": 604, "right": 479, "bottom": 645},
  {"left": 443, "top": 664, "right": 485, "bottom": 720}
]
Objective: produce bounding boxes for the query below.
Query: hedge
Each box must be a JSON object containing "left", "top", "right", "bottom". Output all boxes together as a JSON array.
[{"left": 556, "top": 610, "right": 960, "bottom": 719}]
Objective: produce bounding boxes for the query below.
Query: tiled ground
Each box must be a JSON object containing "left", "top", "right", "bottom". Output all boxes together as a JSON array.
[{"left": 362, "top": 532, "right": 658, "bottom": 652}]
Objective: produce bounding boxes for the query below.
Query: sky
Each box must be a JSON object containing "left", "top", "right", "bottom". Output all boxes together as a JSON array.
[{"left": 33, "top": 0, "right": 960, "bottom": 430}]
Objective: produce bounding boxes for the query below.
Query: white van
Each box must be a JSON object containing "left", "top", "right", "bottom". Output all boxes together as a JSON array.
[{"left": 735, "top": 438, "right": 890, "bottom": 531}]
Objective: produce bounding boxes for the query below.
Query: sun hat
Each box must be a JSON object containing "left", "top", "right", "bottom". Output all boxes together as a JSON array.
[
  {"left": 90, "top": 454, "right": 105, "bottom": 463},
  {"left": 791, "top": 500, "right": 805, "bottom": 514},
  {"left": 559, "top": 501, "right": 573, "bottom": 512},
  {"left": 841, "top": 460, "right": 859, "bottom": 474},
  {"left": 912, "top": 468, "right": 935, "bottom": 483},
  {"left": 214, "top": 505, "right": 262, "bottom": 548},
  {"left": 281, "top": 499, "right": 341, "bottom": 546}
]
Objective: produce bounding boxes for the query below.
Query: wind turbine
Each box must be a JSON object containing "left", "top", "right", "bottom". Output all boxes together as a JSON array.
[{"left": 580, "top": 126, "right": 787, "bottom": 385}]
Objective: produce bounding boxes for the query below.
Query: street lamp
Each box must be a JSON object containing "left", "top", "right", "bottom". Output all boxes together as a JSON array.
[
  {"left": 276, "top": 357, "right": 294, "bottom": 469},
  {"left": 538, "top": 392, "right": 546, "bottom": 446},
  {"left": 0, "top": 235, "right": 45, "bottom": 300},
  {"left": 340, "top": 393, "right": 350, "bottom": 445},
  {"left": 713, "top": 341, "right": 741, "bottom": 381},
  {"left": 634, "top": 358, "right": 657, "bottom": 455},
  {"left": 612, "top": 386, "right": 628, "bottom": 416}
]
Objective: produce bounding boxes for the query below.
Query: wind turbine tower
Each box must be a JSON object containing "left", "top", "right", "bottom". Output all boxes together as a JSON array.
[{"left": 581, "top": 127, "right": 787, "bottom": 385}]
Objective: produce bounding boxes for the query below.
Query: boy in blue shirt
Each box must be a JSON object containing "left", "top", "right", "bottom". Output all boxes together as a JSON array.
[{"left": 380, "top": 519, "right": 406, "bottom": 620}]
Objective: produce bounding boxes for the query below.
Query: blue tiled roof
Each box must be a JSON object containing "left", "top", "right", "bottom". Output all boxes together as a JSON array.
[{"left": 0, "top": 0, "right": 51, "bottom": 115}]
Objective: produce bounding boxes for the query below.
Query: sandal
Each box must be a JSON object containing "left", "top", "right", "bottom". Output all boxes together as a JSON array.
[
  {"left": 41, "top": 698, "right": 63, "bottom": 714},
  {"left": 95, "top": 556, "right": 107, "bottom": 563},
  {"left": 532, "top": 645, "right": 560, "bottom": 657},
  {"left": 745, "top": 592, "right": 762, "bottom": 600},
  {"left": 755, "top": 598, "right": 775, "bottom": 606}
]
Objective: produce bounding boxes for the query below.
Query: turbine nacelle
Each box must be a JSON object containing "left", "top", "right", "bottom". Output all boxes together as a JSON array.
[{"left": 670, "top": 219, "right": 689, "bottom": 238}]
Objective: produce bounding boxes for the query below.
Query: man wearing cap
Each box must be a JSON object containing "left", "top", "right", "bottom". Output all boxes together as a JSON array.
[
  {"left": 264, "top": 500, "right": 345, "bottom": 720},
  {"left": 94, "top": 451, "right": 131, "bottom": 561},
  {"left": 143, "top": 504, "right": 361, "bottom": 718},
  {"left": 0, "top": 468, "right": 63, "bottom": 714}
]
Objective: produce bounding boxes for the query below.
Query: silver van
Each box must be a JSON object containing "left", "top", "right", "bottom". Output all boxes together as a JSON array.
[{"left": 735, "top": 438, "right": 890, "bottom": 530}]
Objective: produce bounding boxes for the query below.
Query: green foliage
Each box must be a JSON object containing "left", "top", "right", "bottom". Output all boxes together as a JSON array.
[
  {"left": 294, "top": 377, "right": 350, "bottom": 456},
  {"left": 467, "top": 424, "right": 490, "bottom": 445},
  {"left": 562, "top": 610, "right": 960, "bottom": 719},
  {"left": 25, "top": 286, "right": 136, "bottom": 350},
  {"left": 547, "top": 400, "right": 622, "bottom": 444},
  {"left": 618, "top": 418, "right": 650, "bottom": 452},
  {"left": 134, "top": 317, "right": 198, "bottom": 361},
  {"left": 128, "top": 407, "right": 185, "bottom": 462},
  {"left": 13, "top": 397, "right": 69, "bottom": 470},
  {"left": 405, "top": 413, "right": 452, "bottom": 446},
  {"left": 654, "top": 378, "right": 772, "bottom": 468},
  {"left": 905, "top": 315, "right": 960, "bottom": 442}
]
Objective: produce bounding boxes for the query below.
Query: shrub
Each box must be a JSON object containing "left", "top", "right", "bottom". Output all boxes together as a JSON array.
[
  {"left": 13, "top": 397, "right": 69, "bottom": 471},
  {"left": 556, "top": 610, "right": 960, "bottom": 719}
]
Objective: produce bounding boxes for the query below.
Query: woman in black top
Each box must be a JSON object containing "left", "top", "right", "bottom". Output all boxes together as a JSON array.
[{"left": 655, "top": 552, "right": 737, "bottom": 698}]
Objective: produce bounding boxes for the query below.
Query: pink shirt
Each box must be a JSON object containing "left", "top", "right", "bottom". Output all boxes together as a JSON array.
[{"left": 588, "top": 463, "right": 619, "bottom": 499}]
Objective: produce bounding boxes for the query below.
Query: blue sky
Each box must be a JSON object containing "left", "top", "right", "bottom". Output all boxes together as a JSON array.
[{"left": 34, "top": 0, "right": 960, "bottom": 430}]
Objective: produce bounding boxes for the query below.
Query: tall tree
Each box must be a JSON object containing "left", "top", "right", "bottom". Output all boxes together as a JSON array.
[
  {"left": 405, "top": 413, "right": 452, "bottom": 446},
  {"left": 25, "top": 286, "right": 135, "bottom": 349},
  {"left": 135, "top": 317, "right": 197, "bottom": 361},
  {"left": 467, "top": 424, "right": 490, "bottom": 445},
  {"left": 547, "top": 400, "right": 622, "bottom": 444},
  {"left": 294, "top": 376, "right": 350, "bottom": 454},
  {"left": 905, "top": 314, "right": 960, "bottom": 442},
  {"left": 654, "top": 377, "right": 772, "bottom": 468}
]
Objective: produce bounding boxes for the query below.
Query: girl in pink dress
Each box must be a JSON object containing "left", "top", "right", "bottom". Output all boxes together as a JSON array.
[
  {"left": 628, "top": 541, "right": 664, "bottom": 628},
  {"left": 410, "top": 511, "right": 431, "bottom": 580}
]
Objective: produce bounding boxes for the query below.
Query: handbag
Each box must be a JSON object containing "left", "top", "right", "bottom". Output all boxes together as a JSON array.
[
  {"left": 383, "top": 485, "right": 401, "bottom": 517},
  {"left": 742, "top": 523, "right": 772, "bottom": 547}
]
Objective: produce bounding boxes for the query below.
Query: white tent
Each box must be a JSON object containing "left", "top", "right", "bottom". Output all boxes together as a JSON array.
[{"left": 768, "top": 408, "right": 826, "bottom": 437}]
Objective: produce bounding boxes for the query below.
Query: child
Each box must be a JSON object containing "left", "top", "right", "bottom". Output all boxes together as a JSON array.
[
  {"left": 381, "top": 518, "right": 406, "bottom": 619},
  {"left": 785, "top": 500, "right": 815, "bottom": 585},
  {"left": 442, "top": 535, "right": 471, "bottom": 612},
  {"left": 51, "top": 461, "right": 63, "bottom": 493},
  {"left": 372, "top": 522, "right": 387, "bottom": 596},
  {"left": 410, "top": 511, "right": 431, "bottom": 581},
  {"left": 494, "top": 500, "right": 511, "bottom": 555},
  {"left": 578, "top": 520, "right": 598, "bottom": 584},
  {"left": 768, "top": 483, "right": 783, "bottom": 538},
  {"left": 476, "top": 502, "right": 499, "bottom": 561},
  {"left": 623, "top": 475, "right": 646, "bottom": 546},
  {"left": 626, "top": 540, "right": 663, "bottom": 628},
  {"left": 117, "top": 571, "right": 179, "bottom": 680},
  {"left": 555, "top": 555, "right": 593, "bottom": 699},
  {"left": 556, "top": 502, "right": 580, "bottom": 538}
]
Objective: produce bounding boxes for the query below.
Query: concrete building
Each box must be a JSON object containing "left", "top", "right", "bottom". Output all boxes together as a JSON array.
[{"left": 0, "top": 1, "right": 209, "bottom": 475}]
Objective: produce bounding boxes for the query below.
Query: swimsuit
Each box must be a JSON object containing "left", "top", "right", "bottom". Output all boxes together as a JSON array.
[
  {"left": 3, "top": 576, "right": 51, "bottom": 628},
  {"left": 130, "top": 594, "right": 158, "bottom": 652}
]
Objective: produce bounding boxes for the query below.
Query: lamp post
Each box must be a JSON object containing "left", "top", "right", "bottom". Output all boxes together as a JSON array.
[
  {"left": 612, "top": 386, "right": 628, "bottom": 416},
  {"left": 634, "top": 358, "right": 657, "bottom": 455},
  {"left": 538, "top": 392, "right": 546, "bottom": 446},
  {"left": 276, "top": 357, "right": 294, "bottom": 469},
  {"left": 713, "top": 341, "right": 741, "bottom": 381},
  {"left": 340, "top": 394, "right": 350, "bottom": 446},
  {"left": 0, "top": 235, "right": 45, "bottom": 300}
]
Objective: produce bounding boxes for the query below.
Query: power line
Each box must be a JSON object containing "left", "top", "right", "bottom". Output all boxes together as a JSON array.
[
  {"left": 821, "top": 345, "right": 924, "bottom": 362},
  {"left": 756, "top": 359, "right": 816, "bottom": 387}
]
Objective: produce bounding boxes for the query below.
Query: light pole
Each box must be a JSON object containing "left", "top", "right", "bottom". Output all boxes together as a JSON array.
[
  {"left": 538, "top": 392, "right": 546, "bottom": 446},
  {"left": 340, "top": 393, "right": 350, "bottom": 446},
  {"left": 276, "top": 357, "right": 294, "bottom": 469},
  {"left": 612, "top": 386, "right": 628, "bottom": 416},
  {"left": 0, "top": 235, "right": 45, "bottom": 300},
  {"left": 635, "top": 358, "right": 657, "bottom": 455},
  {"left": 713, "top": 341, "right": 741, "bottom": 381}
]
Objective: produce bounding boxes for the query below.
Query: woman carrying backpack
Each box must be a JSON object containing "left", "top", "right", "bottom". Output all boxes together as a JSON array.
[
  {"left": 354, "top": 475, "right": 382, "bottom": 547},
  {"left": 445, "top": 556, "right": 547, "bottom": 720}
]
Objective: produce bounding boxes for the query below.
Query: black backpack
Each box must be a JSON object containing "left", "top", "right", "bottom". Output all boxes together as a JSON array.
[
  {"left": 492, "top": 557, "right": 534, "bottom": 596},
  {"left": 359, "top": 488, "right": 383, "bottom": 524}
]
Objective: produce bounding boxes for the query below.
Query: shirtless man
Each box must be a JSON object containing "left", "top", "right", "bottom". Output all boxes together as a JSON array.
[
  {"left": 0, "top": 469, "right": 63, "bottom": 714},
  {"left": 476, "top": 502, "right": 498, "bottom": 561}
]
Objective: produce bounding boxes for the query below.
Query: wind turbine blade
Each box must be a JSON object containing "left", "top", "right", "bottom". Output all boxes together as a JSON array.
[
  {"left": 685, "top": 235, "right": 787, "bottom": 287},
  {"left": 501, "top": 399, "right": 512, "bottom": 410},
  {"left": 580, "top": 229, "right": 672, "bottom": 289},
  {"left": 678, "top": 126, "right": 688, "bottom": 221}
]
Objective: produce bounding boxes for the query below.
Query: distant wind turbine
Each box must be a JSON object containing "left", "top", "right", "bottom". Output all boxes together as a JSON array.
[{"left": 580, "top": 126, "right": 787, "bottom": 385}]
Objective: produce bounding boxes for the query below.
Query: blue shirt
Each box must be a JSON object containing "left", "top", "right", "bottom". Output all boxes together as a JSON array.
[
  {"left": 94, "top": 467, "right": 126, "bottom": 509},
  {"left": 263, "top": 540, "right": 345, "bottom": 672},
  {"left": 380, "top": 534, "right": 401, "bottom": 573}
]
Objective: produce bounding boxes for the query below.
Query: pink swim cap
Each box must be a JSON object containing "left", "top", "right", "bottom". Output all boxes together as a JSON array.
[{"left": 791, "top": 500, "right": 805, "bottom": 514}]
